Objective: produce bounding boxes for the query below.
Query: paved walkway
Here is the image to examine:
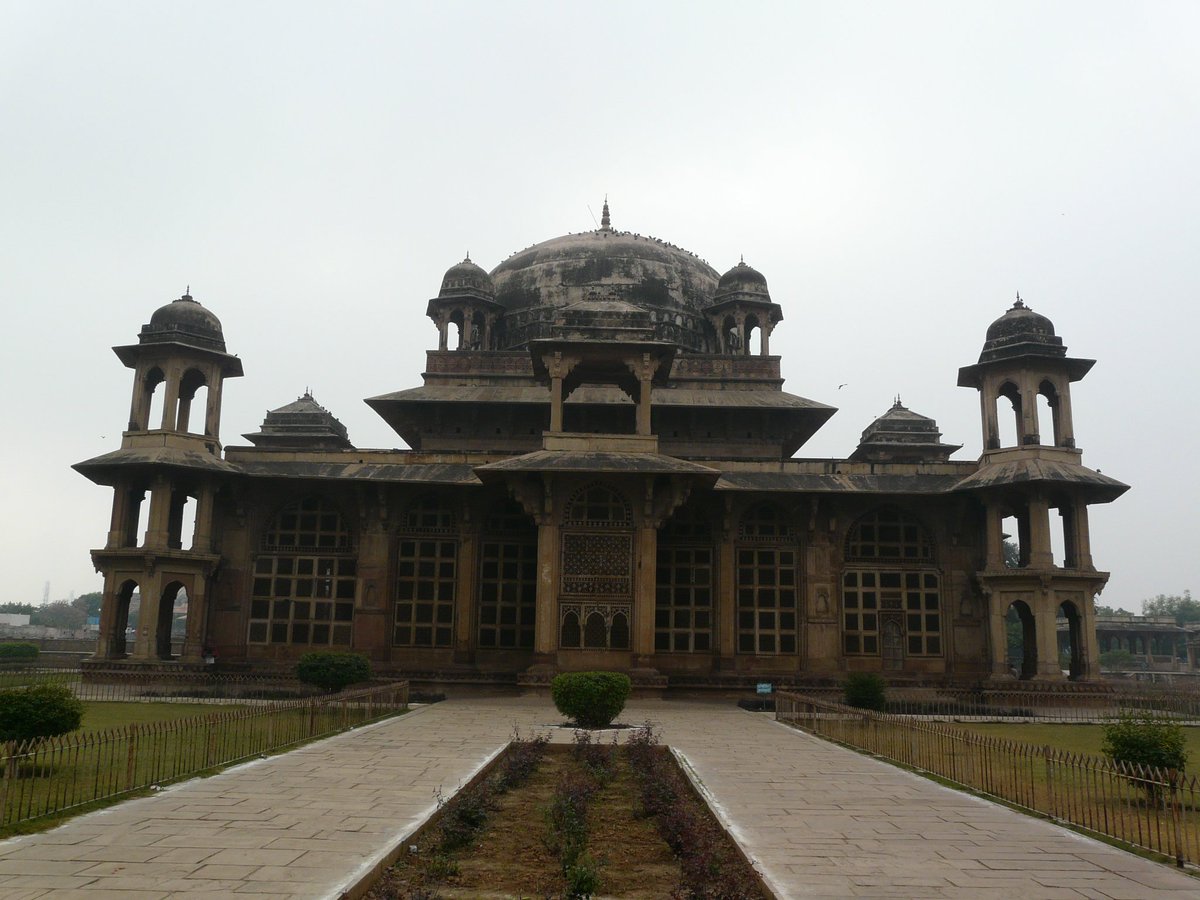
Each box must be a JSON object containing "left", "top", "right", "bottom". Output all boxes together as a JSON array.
[{"left": 0, "top": 697, "right": 1196, "bottom": 898}]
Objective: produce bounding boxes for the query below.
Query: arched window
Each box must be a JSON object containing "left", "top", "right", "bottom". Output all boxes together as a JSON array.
[
  {"left": 842, "top": 507, "right": 941, "bottom": 660},
  {"left": 656, "top": 502, "right": 713, "bottom": 653},
  {"left": 249, "top": 497, "right": 356, "bottom": 647},
  {"left": 844, "top": 507, "right": 934, "bottom": 563},
  {"left": 478, "top": 499, "right": 536, "bottom": 651},
  {"left": 565, "top": 483, "right": 632, "bottom": 528},
  {"left": 996, "top": 381, "right": 1022, "bottom": 448},
  {"left": 394, "top": 495, "right": 457, "bottom": 648},
  {"left": 143, "top": 366, "right": 166, "bottom": 430},
  {"left": 736, "top": 504, "right": 798, "bottom": 655},
  {"left": 176, "top": 368, "right": 208, "bottom": 433}
]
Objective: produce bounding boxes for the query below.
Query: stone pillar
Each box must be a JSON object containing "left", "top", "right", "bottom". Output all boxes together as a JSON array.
[
  {"left": 760, "top": 322, "right": 771, "bottom": 356},
  {"left": 984, "top": 502, "right": 1003, "bottom": 569},
  {"left": 192, "top": 484, "right": 215, "bottom": 553},
  {"left": 987, "top": 595, "right": 1011, "bottom": 678},
  {"left": 144, "top": 476, "right": 173, "bottom": 549},
  {"left": 533, "top": 520, "right": 560, "bottom": 661},
  {"left": 454, "top": 523, "right": 480, "bottom": 664},
  {"left": 1027, "top": 495, "right": 1054, "bottom": 569},
  {"left": 1074, "top": 504, "right": 1095, "bottom": 570},
  {"left": 95, "top": 571, "right": 119, "bottom": 660},
  {"left": 1035, "top": 595, "right": 1064, "bottom": 679},
  {"left": 1057, "top": 382, "right": 1076, "bottom": 446},
  {"left": 160, "top": 367, "right": 180, "bottom": 431},
  {"left": 130, "top": 573, "right": 161, "bottom": 660},
  {"left": 636, "top": 373, "right": 652, "bottom": 436},
  {"left": 1021, "top": 372, "right": 1040, "bottom": 444},
  {"left": 717, "top": 528, "right": 737, "bottom": 666},
  {"left": 204, "top": 369, "right": 223, "bottom": 441},
  {"left": 632, "top": 523, "right": 657, "bottom": 668},
  {"left": 181, "top": 579, "right": 207, "bottom": 662},
  {"left": 981, "top": 375, "right": 999, "bottom": 449}
]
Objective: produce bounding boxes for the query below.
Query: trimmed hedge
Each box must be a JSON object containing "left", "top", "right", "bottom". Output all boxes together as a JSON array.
[
  {"left": 843, "top": 672, "right": 887, "bottom": 711},
  {"left": 0, "top": 683, "right": 84, "bottom": 744},
  {"left": 296, "top": 651, "right": 371, "bottom": 693},
  {"left": 0, "top": 642, "right": 39, "bottom": 660},
  {"left": 551, "top": 671, "right": 631, "bottom": 728}
]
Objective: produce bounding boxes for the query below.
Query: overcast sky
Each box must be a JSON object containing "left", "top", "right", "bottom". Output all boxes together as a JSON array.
[{"left": 2, "top": 1, "right": 1196, "bottom": 611}]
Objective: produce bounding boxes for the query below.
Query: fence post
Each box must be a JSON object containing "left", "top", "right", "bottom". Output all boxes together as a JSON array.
[
  {"left": 1168, "top": 769, "right": 1185, "bottom": 867},
  {"left": 308, "top": 698, "right": 317, "bottom": 736},
  {"left": 126, "top": 729, "right": 138, "bottom": 792},
  {"left": 1043, "top": 745, "right": 1055, "bottom": 817},
  {"left": 0, "top": 744, "right": 15, "bottom": 825}
]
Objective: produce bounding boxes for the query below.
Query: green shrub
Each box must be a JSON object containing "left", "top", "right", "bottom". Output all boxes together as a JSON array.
[
  {"left": 295, "top": 651, "right": 371, "bottom": 692},
  {"left": 1102, "top": 713, "right": 1188, "bottom": 775},
  {"left": 843, "top": 672, "right": 887, "bottom": 711},
  {"left": 0, "top": 642, "right": 39, "bottom": 661},
  {"left": 551, "top": 671, "right": 631, "bottom": 728},
  {"left": 0, "top": 683, "right": 84, "bottom": 744},
  {"left": 1099, "top": 648, "right": 1136, "bottom": 671}
]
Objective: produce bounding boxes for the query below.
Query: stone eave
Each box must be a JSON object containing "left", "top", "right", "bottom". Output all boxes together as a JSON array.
[
  {"left": 952, "top": 458, "right": 1129, "bottom": 502},
  {"left": 73, "top": 448, "right": 241, "bottom": 485}
]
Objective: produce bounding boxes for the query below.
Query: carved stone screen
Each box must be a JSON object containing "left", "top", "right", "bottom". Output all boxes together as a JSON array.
[{"left": 561, "top": 532, "right": 632, "bottom": 597}]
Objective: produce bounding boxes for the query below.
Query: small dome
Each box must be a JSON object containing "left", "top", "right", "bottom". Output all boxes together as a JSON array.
[
  {"left": 140, "top": 292, "right": 226, "bottom": 352},
  {"left": 714, "top": 259, "right": 770, "bottom": 301},
  {"left": 439, "top": 255, "right": 494, "bottom": 299},
  {"left": 978, "top": 296, "right": 1065, "bottom": 363},
  {"left": 850, "top": 397, "right": 960, "bottom": 463}
]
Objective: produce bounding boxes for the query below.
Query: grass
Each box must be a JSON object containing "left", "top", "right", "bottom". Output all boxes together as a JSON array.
[
  {"left": 956, "top": 722, "right": 1200, "bottom": 760},
  {"left": 80, "top": 701, "right": 251, "bottom": 732}
]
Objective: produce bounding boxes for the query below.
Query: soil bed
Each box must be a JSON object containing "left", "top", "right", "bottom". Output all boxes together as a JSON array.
[{"left": 367, "top": 738, "right": 766, "bottom": 899}]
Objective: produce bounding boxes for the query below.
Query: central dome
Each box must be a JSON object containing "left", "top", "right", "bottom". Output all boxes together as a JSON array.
[
  {"left": 489, "top": 225, "right": 720, "bottom": 351},
  {"left": 492, "top": 229, "right": 719, "bottom": 311}
]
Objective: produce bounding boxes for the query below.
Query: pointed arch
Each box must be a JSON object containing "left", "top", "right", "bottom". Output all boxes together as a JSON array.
[{"left": 565, "top": 482, "right": 632, "bottom": 528}]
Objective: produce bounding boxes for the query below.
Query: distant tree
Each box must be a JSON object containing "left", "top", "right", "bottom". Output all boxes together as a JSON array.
[
  {"left": 1002, "top": 539, "right": 1020, "bottom": 569},
  {"left": 1095, "top": 604, "right": 1136, "bottom": 616},
  {"left": 72, "top": 592, "right": 103, "bottom": 618},
  {"left": 0, "top": 603, "right": 35, "bottom": 615},
  {"left": 1142, "top": 591, "right": 1199, "bottom": 625},
  {"left": 29, "top": 600, "right": 86, "bottom": 630}
]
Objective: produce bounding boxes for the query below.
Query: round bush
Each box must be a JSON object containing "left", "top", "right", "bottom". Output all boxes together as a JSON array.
[
  {"left": 1102, "top": 713, "right": 1188, "bottom": 773},
  {"left": 843, "top": 672, "right": 887, "bottom": 711},
  {"left": 296, "top": 651, "right": 371, "bottom": 693},
  {"left": 0, "top": 642, "right": 39, "bottom": 661},
  {"left": 0, "top": 683, "right": 84, "bottom": 744},
  {"left": 552, "top": 671, "right": 631, "bottom": 728}
]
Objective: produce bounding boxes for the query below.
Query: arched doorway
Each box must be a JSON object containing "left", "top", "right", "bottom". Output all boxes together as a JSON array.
[{"left": 1006, "top": 600, "right": 1036, "bottom": 679}]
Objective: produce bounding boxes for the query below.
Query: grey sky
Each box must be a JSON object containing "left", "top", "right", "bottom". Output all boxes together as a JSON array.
[{"left": 2, "top": 1, "right": 1196, "bottom": 610}]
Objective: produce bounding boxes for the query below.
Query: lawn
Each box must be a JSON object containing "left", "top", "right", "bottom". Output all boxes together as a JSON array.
[
  {"left": 956, "top": 722, "right": 1200, "bottom": 760},
  {"left": 80, "top": 700, "right": 250, "bottom": 732}
]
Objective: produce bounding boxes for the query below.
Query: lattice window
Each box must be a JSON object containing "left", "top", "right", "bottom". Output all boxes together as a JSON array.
[
  {"left": 561, "top": 532, "right": 632, "bottom": 596},
  {"left": 565, "top": 483, "right": 632, "bottom": 529},
  {"left": 736, "top": 547, "right": 798, "bottom": 654},
  {"left": 842, "top": 570, "right": 941, "bottom": 657},
  {"left": 394, "top": 538, "right": 456, "bottom": 647},
  {"left": 403, "top": 495, "right": 457, "bottom": 534},
  {"left": 655, "top": 545, "right": 712, "bottom": 652},
  {"left": 249, "top": 556, "right": 356, "bottom": 646},
  {"left": 250, "top": 498, "right": 356, "bottom": 646},
  {"left": 261, "top": 496, "right": 353, "bottom": 552},
  {"left": 845, "top": 507, "right": 934, "bottom": 562},
  {"left": 478, "top": 502, "right": 536, "bottom": 650},
  {"left": 841, "top": 571, "right": 879, "bottom": 655}
]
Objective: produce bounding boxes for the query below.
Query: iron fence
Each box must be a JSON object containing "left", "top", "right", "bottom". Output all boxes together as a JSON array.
[
  {"left": 786, "top": 685, "right": 1200, "bottom": 723},
  {"left": 0, "top": 680, "right": 408, "bottom": 829},
  {"left": 776, "top": 691, "right": 1200, "bottom": 867},
  {"left": 0, "top": 667, "right": 339, "bottom": 702}
]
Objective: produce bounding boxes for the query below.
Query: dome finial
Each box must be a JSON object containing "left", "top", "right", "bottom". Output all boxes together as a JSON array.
[
  {"left": 600, "top": 195, "right": 611, "bottom": 231},
  {"left": 893, "top": 393, "right": 903, "bottom": 408},
  {"left": 1013, "top": 291, "right": 1025, "bottom": 309},
  {"left": 464, "top": 251, "right": 471, "bottom": 263},
  {"left": 182, "top": 285, "right": 192, "bottom": 301}
]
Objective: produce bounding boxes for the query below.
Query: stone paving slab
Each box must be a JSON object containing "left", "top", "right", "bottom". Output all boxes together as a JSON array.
[{"left": 0, "top": 697, "right": 1197, "bottom": 898}]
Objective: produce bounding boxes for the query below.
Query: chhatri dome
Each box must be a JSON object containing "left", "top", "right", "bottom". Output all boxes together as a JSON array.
[{"left": 140, "top": 290, "right": 227, "bottom": 352}]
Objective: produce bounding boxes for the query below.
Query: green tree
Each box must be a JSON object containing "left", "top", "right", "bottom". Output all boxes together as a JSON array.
[
  {"left": 1094, "top": 604, "right": 1135, "bottom": 616},
  {"left": 0, "top": 603, "right": 35, "bottom": 615},
  {"left": 1142, "top": 591, "right": 1198, "bottom": 625},
  {"left": 29, "top": 600, "right": 86, "bottom": 630},
  {"left": 72, "top": 592, "right": 103, "bottom": 618}
]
